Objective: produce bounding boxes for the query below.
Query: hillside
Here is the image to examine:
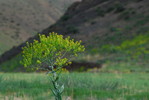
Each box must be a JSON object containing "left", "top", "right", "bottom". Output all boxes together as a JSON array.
[
  {"left": 42, "top": 0, "right": 149, "bottom": 61},
  {"left": 43, "top": 0, "right": 149, "bottom": 48},
  {"left": 0, "top": 0, "right": 149, "bottom": 71},
  {"left": 0, "top": 0, "right": 80, "bottom": 54}
]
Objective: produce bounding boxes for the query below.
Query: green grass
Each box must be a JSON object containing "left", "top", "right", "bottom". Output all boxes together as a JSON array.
[
  {"left": 0, "top": 72, "right": 149, "bottom": 100},
  {"left": 0, "top": 54, "right": 22, "bottom": 72},
  {"left": 100, "top": 62, "right": 149, "bottom": 73}
]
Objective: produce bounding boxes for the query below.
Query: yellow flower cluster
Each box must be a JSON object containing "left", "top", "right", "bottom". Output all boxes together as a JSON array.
[{"left": 21, "top": 32, "right": 85, "bottom": 70}]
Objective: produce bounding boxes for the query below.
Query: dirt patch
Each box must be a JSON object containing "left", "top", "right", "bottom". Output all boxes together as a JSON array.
[{"left": 65, "top": 61, "right": 102, "bottom": 71}]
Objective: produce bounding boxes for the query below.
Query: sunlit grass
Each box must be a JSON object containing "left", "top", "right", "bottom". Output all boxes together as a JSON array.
[{"left": 0, "top": 72, "right": 149, "bottom": 100}]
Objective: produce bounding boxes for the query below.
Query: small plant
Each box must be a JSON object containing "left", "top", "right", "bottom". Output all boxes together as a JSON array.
[
  {"left": 106, "top": 7, "right": 115, "bottom": 13},
  {"left": 61, "top": 15, "right": 71, "bottom": 21},
  {"left": 66, "top": 26, "right": 79, "bottom": 34},
  {"left": 119, "top": 8, "right": 136, "bottom": 20},
  {"left": 114, "top": 3, "right": 125, "bottom": 13},
  {"left": 96, "top": 7, "right": 105, "bottom": 17},
  {"left": 21, "top": 32, "right": 85, "bottom": 100}
]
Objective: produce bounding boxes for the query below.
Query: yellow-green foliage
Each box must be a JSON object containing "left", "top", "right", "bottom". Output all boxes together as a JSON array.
[
  {"left": 101, "top": 33, "right": 149, "bottom": 58},
  {"left": 21, "top": 32, "right": 85, "bottom": 70},
  {"left": 116, "top": 34, "right": 149, "bottom": 57}
]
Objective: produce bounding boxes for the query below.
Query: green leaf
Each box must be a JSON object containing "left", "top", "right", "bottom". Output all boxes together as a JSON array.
[{"left": 59, "top": 84, "right": 64, "bottom": 94}]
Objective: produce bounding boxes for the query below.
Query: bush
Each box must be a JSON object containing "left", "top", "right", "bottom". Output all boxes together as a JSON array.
[
  {"left": 61, "top": 15, "right": 71, "bottom": 21},
  {"left": 66, "top": 26, "right": 79, "bottom": 34},
  {"left": 96, "top": 7, "right": 105, "bottom": 17},
  {"left": 114, "top": 3, "right": 125, "bottom": 13}
]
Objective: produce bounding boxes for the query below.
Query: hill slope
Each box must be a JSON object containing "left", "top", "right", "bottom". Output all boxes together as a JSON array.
[
  {"left": 0, "top": 0, "right": 80, "bottom": 54},
  {"left": 0, "top": 0, "right": 149, "bottom": 71}
]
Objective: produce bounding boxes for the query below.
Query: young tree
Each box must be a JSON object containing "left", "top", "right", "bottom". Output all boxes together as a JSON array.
[{"left": 21, "top": 32, "right": 85, "bottom": 100}]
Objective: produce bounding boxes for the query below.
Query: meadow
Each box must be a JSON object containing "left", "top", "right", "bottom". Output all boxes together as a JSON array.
[{"left": 0, "top": 72, "right": 149, "bottom": 100}]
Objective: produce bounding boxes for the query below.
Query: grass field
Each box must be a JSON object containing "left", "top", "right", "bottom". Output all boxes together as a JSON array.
[{"left": 0, "top": 72, "right": 149, "bottom": 100}]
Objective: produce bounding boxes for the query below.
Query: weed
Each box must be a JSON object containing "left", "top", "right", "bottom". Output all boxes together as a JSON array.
[
  {"left": 96, "top": 7, "right": 105, "bottom": 17},
  {"left": 106, "top": 7, "right": 115, "bottom": 13},
  {"left": 114, "top": 3, "right": 125, "bottom": 13},
  {"left": 66, "top": 26, "right": 79, "bottom": 34},
  {"left": 119, "top": 8, "right": 136, "bottom": 20},
  {"left": 61, "top": 15, "right": 71, "bottom": 21}
]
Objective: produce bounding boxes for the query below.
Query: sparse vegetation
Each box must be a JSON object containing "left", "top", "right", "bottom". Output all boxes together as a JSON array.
[
  {"left": 119, "top": 8, "right": 136, "bottom": 20},
  {"left": 96, "top": 7, "right": 105, "bottom": 17},
  {"left": 114, "top": 3, "right": 125, "bottom": 13},
  {"left": 61, "top": 15, "right": 72, "bottom": 21},
  {"left": 106, "top": 7, "right": 115, "bottom": 13},
  {"left": 66, "top": 26, "right": 79, "bottom": 34},
  {"left": 101, "top": 33, "right": 149, "bottom": 58}
]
